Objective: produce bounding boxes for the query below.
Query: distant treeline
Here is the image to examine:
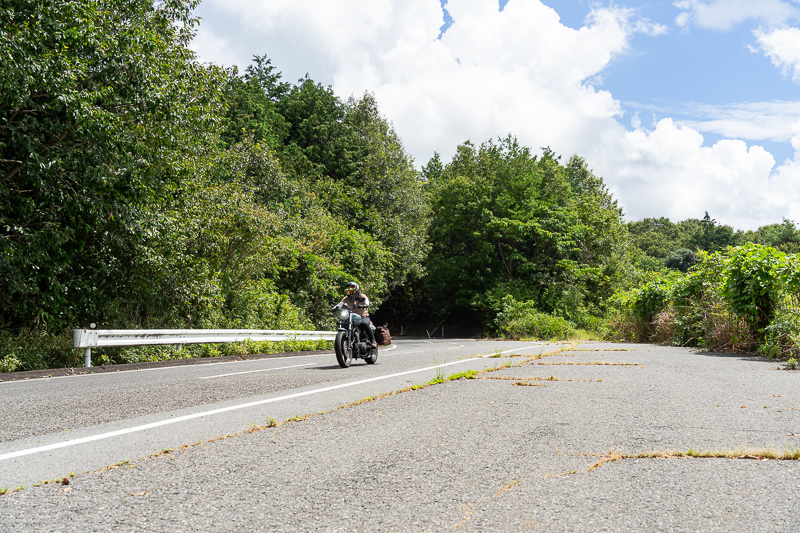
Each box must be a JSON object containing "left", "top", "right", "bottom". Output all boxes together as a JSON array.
[{"left": 1, "top": 0, "right": 797, "bottom": 370}]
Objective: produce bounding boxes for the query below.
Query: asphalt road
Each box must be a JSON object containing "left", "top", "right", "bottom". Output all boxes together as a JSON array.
[
  {"left": 2, "top": 340, "right": 800, "bottom": 531},
  {"left": 0, "top": 338, "right": 553, "bottom": 488}
]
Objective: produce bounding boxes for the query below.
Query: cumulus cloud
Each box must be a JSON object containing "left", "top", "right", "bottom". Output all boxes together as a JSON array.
[
  {"left": 674, "top": 0, "right": 798, "bottom": 31},
  {"left": 598, "top": 119, "right": 800, "bottom": 227},
  {"left": 755, "top": 26, "right": 800, "bottom": 83},
  {"left": 191, "top": 0, "right": 800, "bottom": 229}
]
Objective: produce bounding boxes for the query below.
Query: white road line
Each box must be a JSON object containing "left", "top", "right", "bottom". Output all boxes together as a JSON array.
[
  {"left": 0, "top": 353, "right": 334, "bottom": 385},
  {"left": 446, "top": 345, "right": 466, "bottom": 350},
  {"left": 500, "top": 345, "right": 542, "bottom": 354},
  {"left": 0, "top": 358, "right": 483, "bottom": 462},
  {"left": 199, "top": 362, "right": 318, "bottom": 379},
  {"left": 0, "top": 343, "right": 538, "bottom": 386},
  {"left": 0, "top": 343, "right": 548, "bottom": 462}
]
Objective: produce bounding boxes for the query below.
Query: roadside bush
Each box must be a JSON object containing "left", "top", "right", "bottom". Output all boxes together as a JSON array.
[
  {"left": 608, "top": 244, "right": 799, "bottom": 357},
  {"left": 495, "top": 298, "right": 577, "bottom": 340},
  {"left": 0, "top": 329, "right": 75, "bottom": 371}
]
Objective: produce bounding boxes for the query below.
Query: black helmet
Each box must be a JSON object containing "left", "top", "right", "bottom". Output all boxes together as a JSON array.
[{"left": 345, "top": 281, "right": 360, "bottom": 297}]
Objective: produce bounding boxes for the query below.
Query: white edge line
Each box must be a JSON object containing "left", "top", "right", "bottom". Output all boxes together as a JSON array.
[
  {"left": 200, "top": 362, "right": 317, "bottom": 379},
  {"left": 0, "top": 352, "right": 335, "bottom": 385},
  {"left": 500, "top": 345, "right": 542, "bottom": 355},
  {"left": 0, "top": 343, "right": 545, "bottom": 462},
  {"left": 0, "top": 358, "right": 481, "bottom": 462},
  {"left": 0, "top": 345, "right": 410, "bottom": 385}
]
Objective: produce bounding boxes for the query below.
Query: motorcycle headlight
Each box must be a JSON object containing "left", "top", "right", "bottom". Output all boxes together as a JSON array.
[{"left": 339, "top": 310, "right": 349, "bottom": 319}]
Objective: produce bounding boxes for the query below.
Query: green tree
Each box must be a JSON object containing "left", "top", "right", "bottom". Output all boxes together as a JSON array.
[
  {"left": 743, "top": 219, "right": 800, "bottom": 254},
  {"left": 425, "top": 138, "right": 624, "bottom": 325},
  {"left": 687, "top": 212, "right": 741, "bottom": 252},
  {"left": 0, "top": 0, "right": 223, "bottom": 331},
  {"left": 627, "top": 217, "right": 683, "bottom": 259},
  {"left": 664, "top": 248, "right": 699, "bottom": 272}
]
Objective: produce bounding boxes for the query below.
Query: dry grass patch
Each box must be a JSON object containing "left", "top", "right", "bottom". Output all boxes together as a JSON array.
[
  {"left": 582, "top": 447, "right": 800, "bottom": 474},
  {"left": 535, "top": 361, "right": 639, "bottom": 366},
  {"left": 492, "top": 479, "right": 520, "bottom": 499}
]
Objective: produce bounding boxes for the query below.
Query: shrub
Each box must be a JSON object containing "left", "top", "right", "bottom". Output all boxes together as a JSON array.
[
  {"left": 608, "top": 244, "right": 799, "bottom": 357},
  {"left": 0, "top": 354, "right": 22, "bottom": 373},
  {"left": 664, "top": 248, "right": 699, "bottom": 272},
  {"left": 495, "top": 298, "right": 576, "bottom": 340},
  {"left": 721, "top": 243, "right": 799, "bottom": 334},
  {"left": 0, "top": 329, "right": 75, "bottom": 371}
]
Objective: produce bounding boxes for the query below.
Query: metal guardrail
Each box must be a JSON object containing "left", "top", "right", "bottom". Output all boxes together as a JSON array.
[{"left": 72, "top": 328, "right": 337, "bottom": 368}]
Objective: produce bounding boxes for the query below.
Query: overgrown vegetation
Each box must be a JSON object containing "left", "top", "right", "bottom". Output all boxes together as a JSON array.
[
  {"left": 1, "top": 0, "right": 798, "bottom": 370},
  {"left": 609, "top": 244, "right": 800, "bottom": 357}
]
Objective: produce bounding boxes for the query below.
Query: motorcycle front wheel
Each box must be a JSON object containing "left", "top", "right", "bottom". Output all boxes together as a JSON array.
[{"left": 335, "top": 331, "right": 352, "bottom": 368}]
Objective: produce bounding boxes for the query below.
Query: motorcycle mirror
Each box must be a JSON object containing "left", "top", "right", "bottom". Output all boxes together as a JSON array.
[{"left": 328, "top": 300, "right": 336, "bottom": 306}]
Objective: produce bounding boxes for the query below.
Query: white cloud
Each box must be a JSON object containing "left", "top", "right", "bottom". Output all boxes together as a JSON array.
[
  {"left": 673, "top": 0, "right": 798, "bottom": 31},
  {"left": 755, "top": 26, "right": 800, "bottom": 83},
  {"left": 191, "top": 23, "right": 235, "bottom": 67},
  {"left": 191, "top": 0, "right": 800, "bottom": 229},
  {"left": 627, "top": 100, "right": 800, "bottom": 145},
  {"left": 595, "top": 119, "right": 800, "bottom": 227}
]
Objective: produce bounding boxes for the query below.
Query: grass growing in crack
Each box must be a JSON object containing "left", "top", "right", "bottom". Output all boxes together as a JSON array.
[
  {"left": 634, "top": 448, "right": 800, "bottom": 461},
  {"left": 448, "top": 370, "right": 478, "bottom": 380},
  {"left": 287, "top": 414, "right": 314, "bottom": 423},
  {"left": 0, "top": 485, "right": 24, "bottom": 496},
  {"left": 577, "top": 447, "right": 800, "bottom": 475},
  {"left": 588, "top": 451, "right": 625, "bottom": 471},
  {"left": 568, "top": 348, "right": 630, "bottom": 352},
  {"left": 544, "top": 470, "right": 579, "bottom": 478},
  {"left": 492, "top": 479, "right": 520, "bottom": 499},
  {"left": 426, "top": 366, "right": 447, "bottom": 385},
  {"left": 484, "top": 376, "right": 569, "bottom": 382},
  {"left": 535, "top": 361, "right": 639, "bottom": 366}
]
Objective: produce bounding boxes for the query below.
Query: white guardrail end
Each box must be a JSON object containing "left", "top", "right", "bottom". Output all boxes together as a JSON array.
[{"left": 71, "top": 328, "right": 336, "bottom": 368}]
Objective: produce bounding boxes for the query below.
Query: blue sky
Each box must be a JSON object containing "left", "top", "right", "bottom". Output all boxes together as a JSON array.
[{"left": 191, "top": 0, "right": 800, "bottom": 229}]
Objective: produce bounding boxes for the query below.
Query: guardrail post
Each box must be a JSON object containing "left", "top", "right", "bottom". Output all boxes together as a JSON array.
[{"left": 84, "top": 348, "right": 92, "bottom": 368}]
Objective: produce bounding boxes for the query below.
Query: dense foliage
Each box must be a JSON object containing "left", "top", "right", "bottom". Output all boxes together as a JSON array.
[
  {"left": 1, "top": 0, "right": 222, "bottom": 333},
  {"left": 610, "top": 244, "right": 800, "bottom": 357},
  {"left": 0, "top": 0, "right": 424, "bottom": 369},
  {"left": 1, "top": 0, "right": 798, "bottom": 371},
  {"left": 421, "top": 139, "right": 625, "bottom": 332}
]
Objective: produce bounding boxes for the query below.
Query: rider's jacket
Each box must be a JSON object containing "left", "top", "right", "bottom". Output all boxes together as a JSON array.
[{"left": 341, "top": 293, "right": 370, "bottom": 318}]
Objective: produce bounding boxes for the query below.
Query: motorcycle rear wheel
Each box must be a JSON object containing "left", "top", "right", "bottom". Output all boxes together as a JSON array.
[
  {"left": 335, "top": 331, "right": 352, "bottom": 368},
  {"left": 364, "top": 348, "right": 378, "bottom": 364}
]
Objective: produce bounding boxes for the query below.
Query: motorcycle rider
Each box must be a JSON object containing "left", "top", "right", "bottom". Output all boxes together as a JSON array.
[{"left": 340, "top": 281, "right": 378, "bottom": 349}]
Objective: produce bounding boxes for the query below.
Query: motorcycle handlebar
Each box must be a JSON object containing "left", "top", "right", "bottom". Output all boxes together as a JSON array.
[{"left": 330, "top": 304, "right": 369, "bottom": 311}]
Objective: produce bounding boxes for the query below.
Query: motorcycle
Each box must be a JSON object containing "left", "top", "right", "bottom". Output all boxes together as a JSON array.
[{"left": 330, "top": 302, "right": 378, "bottom": 368}]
